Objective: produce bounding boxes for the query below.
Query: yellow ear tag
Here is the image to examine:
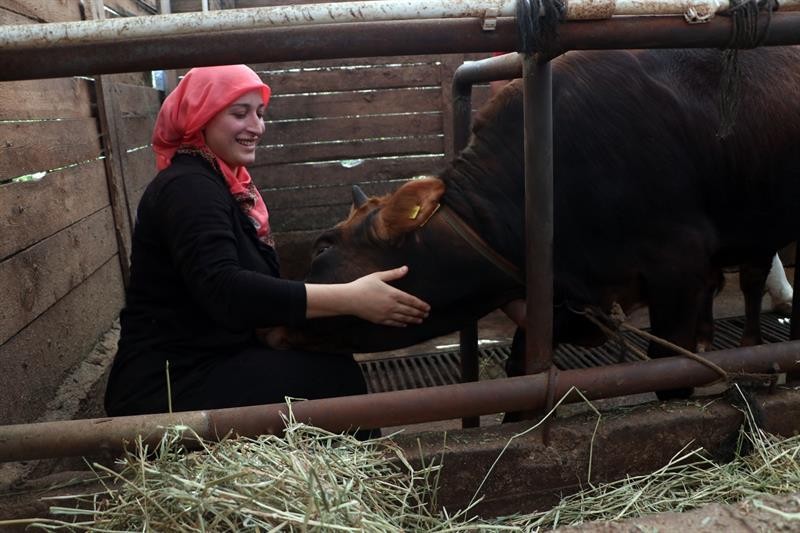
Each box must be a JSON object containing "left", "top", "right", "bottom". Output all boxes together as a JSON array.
[{"left": 408, "top": 204, "right": 421, "bottom": 220}]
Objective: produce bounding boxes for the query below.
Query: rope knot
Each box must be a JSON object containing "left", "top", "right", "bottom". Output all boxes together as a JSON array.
[{"left": 516, "top": 0, "right": 565, "bottom": 56}]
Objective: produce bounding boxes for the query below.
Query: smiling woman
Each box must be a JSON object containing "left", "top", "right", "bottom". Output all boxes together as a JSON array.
[
  {"left": 203, "top": 92, "right": 265, "bottom": 168},
  {"left": 103, "top": 65, "right": 429, "bottom": 422}
]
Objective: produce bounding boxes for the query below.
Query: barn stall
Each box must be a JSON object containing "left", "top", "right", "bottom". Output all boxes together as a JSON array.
[{"left": 2, "top": 0, "right": 800, "bottom": 525}]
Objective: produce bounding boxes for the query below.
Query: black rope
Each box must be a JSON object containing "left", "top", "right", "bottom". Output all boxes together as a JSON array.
[
  {"left": 516, "top": 0, "right": 565, "bottom": 56},
  {"left": 717, "top": 0, "right": 776, "bottom": 138}
]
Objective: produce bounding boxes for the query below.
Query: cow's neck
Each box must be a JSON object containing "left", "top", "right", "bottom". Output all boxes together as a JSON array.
[{"left": 439, "top": 140, "right": 525, "bottom": 268}]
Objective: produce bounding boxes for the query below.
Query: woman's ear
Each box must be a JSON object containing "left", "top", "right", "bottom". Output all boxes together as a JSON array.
[{"left": 376, "top": 177, "right": 445, "bottom": 240}]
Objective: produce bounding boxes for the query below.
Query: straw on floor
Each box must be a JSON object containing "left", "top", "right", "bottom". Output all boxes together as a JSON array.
[{"left": 9, "top": 386, "right": 800, "bottom": 532}]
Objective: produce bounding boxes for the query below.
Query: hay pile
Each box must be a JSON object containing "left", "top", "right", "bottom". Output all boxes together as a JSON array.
[
  {"left": 500, "top": 396, "right": 800, "bottom": 530},
  {"left": 24, "top": 421, "right": 480, "bottom": 532},
  {"left": 10, "top": 391, "right": 800, "bottom": 531}
]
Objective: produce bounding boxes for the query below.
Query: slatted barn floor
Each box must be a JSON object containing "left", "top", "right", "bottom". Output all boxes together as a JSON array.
[{"left": 359, "top": 313, "right": 791, "bottom": 394}]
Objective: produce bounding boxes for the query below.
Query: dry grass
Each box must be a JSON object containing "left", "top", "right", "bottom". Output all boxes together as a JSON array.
[
  {"left": 20, "top": 419, "right": 482, "bottom": 532},
  {"left": 498, "top": 387, "right": 800, "bottom": 530},
  {"left": 5, "top": 387, "right": 800, "bottom": 532}
]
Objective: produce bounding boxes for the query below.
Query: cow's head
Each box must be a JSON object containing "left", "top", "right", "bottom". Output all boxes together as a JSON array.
[{"left": 266, "top": 177, "right": 524, "bottom": 353}]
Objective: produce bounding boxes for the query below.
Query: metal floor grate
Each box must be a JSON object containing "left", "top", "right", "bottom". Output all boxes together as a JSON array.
[{"left": 359, "top": 313, "right": 792, "bottom": 393}]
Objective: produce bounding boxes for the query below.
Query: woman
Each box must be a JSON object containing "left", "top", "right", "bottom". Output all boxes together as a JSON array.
[{"left": 104, "top": 65, "right": 429, "bottom": 417}]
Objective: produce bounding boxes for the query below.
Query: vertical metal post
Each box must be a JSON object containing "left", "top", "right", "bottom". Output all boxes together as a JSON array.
[
  {"left": 788, "top": 243, "right": 800, "bottom": 383},
  {"left": 791, "top": 242, "right": 800, "bottom": 341},
  {"left": 522, "top": 53, "right": 554, "bottom": 376},
  {"left": 459, "top": 325, "right": 480, "bottom": 427},
  {"left": 452, "top": 75, "right": 481, "bottom": 428}
]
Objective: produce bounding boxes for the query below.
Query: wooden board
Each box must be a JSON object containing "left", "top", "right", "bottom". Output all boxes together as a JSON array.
[
  {"left": 269, "top": 203, "right": 350, "bottom": 233},
  {"left": 0, "top": 0, "right": 81, "bottom": 22},
  {"left": 104, "top": 0, "right": 157, "bottom": 16},
  {"left": 257, "top": 135, "right": 443, "bottom": 166},
  {"left": 121, "top": 147, "right": 156, "bottom": 222},
  {"left": 261, "top": 63, "right": 442, "bottom": 95},
  {"left": 0, "top": 118, "right": 103, "bottom": 181},
  {"left": 169, "top": 0, "right": 234, "bottom": 11},
  {"left": 116, "top": 115, "right": 157, "bottom": 151},
  {"left": 0, "top": 78, "right": 94, "bottom": 120},
  {"left": 265, "top": 179, "right": 402, "bottom": 211},
  {"left": 112, "top": 82, "right": 161, "bottom": 117},
  {"left": 0, "top": 206, "right": 118, "bottom": 346},
  {"left": 266, "top": 179, "right": 444, "bottom": 233},
  {"left": 252, "top": 154, "right": 446, "bottom": 189},
  {"left": 265, "top": 112, "right": 442, "bottom": 146},
  {"left": 122, "top": 147, "right": 156, "bottom": 201},
  {"left": 0, "top": 159, "right": 109, "bottom": 260},
  {"left": 267, "top": 87, "right": 440, "bottom": 121},
  {"left": 0, "top": 259, "right": 123, "bottom": 425}
]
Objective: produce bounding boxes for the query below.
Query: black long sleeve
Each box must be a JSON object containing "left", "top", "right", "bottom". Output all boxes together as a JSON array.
[{"left": 117, "top": 154, "right": 306, "bottom": 360}]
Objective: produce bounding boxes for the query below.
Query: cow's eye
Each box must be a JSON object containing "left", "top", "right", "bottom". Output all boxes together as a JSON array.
[{"left": 314, "top": 244, "right": 331, "bottom": 258}]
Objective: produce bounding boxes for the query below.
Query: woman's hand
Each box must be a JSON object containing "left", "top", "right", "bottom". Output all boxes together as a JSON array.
[
  {"left": 348, "top": 266, "right": 430, "bottom": 326},
  {"left": 305, "top": 265, "right": 430, "bottom": 327}
]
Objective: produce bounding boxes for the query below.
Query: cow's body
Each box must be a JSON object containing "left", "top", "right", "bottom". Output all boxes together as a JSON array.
[{"left": 273, "top": 47, "right": 800, "bottom": 360}]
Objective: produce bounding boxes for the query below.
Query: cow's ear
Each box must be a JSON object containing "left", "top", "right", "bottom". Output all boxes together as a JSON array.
[{"left": 377, "top": 177, "right": 445, "bottom": 240}]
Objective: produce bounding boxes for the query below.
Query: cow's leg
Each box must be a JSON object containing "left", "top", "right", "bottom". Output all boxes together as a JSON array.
[
  {"left": 696, "top": 269, "right": 724, "bottom": 353},
  {"left": 647, "top": 275, "right": 708, "bottom": 400},
  {"left": 502, "top": 328, "right": 526, "bottom": 423},
  {"left": 739, "top": 256, "right": 773, "bottom": 346}
]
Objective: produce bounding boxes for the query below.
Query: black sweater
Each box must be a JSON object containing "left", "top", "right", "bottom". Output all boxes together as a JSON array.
[{"left": 106, "top": 154, "right": 307, "bottom": 410}]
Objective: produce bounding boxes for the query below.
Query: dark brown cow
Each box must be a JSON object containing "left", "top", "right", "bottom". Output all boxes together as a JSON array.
[{"left": 267, "top": 47, "right": 800, "bottom": 389}]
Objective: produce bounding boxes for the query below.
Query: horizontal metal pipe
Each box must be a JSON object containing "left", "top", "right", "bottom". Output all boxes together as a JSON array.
[
  {"left": 0, "top": 18, "right": 516, "bottom": 81},
  {"left": 454, "top": 50, "right": 523, "bottom": 87},
  {"left": 567, "top": 0, "right": 800, "bottom": 19},
  {"left": 1, "top": 341, "right": 798, "bottom": 463},
  {"left": 0, "top": 1, "right": 519, "bottom": 49},
  {"left": 558, "top": 12, "right": 800, "bottom": 49},
  {"left": 3, "top": 0, "right": 798, "bottom": 52},
  {"left": 2, "top": 14, "right": 799, "bottom": 81}
]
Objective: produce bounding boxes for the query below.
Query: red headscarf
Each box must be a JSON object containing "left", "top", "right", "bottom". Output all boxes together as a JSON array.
[{"left": 152, "top": 65, "right": 274, "bottom": 245}]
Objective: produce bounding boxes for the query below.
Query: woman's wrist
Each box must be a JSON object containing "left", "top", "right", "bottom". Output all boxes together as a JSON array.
[{"left": 304, "top": 282, "right": 355, "bottom": 318}]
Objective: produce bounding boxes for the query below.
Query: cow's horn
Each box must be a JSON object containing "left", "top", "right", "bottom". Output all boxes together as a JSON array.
[{"left": 352, "top": 185, "right": 369, "bottom": 208}]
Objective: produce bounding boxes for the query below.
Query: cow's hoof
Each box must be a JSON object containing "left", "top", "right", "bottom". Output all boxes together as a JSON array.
[
  {"left": 656, "top": 387, "right": 694, "bottom": 401},
  {"left": 773, "top": 300, "right": 793, "bottom": 316}
]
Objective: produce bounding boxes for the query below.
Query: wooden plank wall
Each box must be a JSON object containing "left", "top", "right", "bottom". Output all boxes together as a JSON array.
[
  {"left": 170, "top": 0, "right": 493, "bottom": 279},
  {"left": 0, "top": 0, "right": 155, "bottom": 425}
]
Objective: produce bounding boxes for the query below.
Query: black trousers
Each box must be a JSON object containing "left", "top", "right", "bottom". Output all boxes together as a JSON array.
[{"left": 106, "top": 346, "right": 368, "bottom": 417}]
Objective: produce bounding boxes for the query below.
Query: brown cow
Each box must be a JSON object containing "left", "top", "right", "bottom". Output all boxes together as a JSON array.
[{"left": 266, "top": 47, "right": 800, "bottom": 398}]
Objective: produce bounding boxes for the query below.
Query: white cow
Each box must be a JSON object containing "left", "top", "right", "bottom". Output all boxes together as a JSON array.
[{"left": 767, "top": 253, "right": 793, "bottom": 315}]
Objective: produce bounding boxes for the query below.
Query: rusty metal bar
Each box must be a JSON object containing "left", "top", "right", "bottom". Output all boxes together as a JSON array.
[
  {"left": 451, "top": 63, "right": 484, "bottom": 430},
  {"left": 453, "top": 52, "right": 523, "bottom": 88},
  {"left": 459, "top": 324, "right": 480, "bottom": 428},
  {"left": 557, "top": 12, "right": 800, "bottom": 50},
  {"left": 789, "top": 243, "right": 800, "bottom": 381},
  {"left": 792, "top": 241, "right": 800, "bottom": 341},
  {"left": 0, "top": 1, "right": 520, "bottom": 49},
  {"left": 450, "top": 52, "right": 535, "bottom": 427},
  {"left": 1, "top": 341, "right": 798, "bottom": 463},
  {"left": 2, "top": 14, "right": 800, "bottom": 81},
  {"left": 3, "top": 1, "right": 799, "bottom": 52},
  {"left": 523, "top": 53, "right": 554, "bottom": 376}
]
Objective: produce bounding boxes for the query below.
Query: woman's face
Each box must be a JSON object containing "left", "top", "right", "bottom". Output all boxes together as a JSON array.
[{"left": 203, "top": 89, "right": 266, "bottom": 167}]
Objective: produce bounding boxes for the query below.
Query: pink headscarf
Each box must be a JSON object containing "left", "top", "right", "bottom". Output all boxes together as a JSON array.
[{"left": 152, "top": 65, "right": 274, "bottom": 245}]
